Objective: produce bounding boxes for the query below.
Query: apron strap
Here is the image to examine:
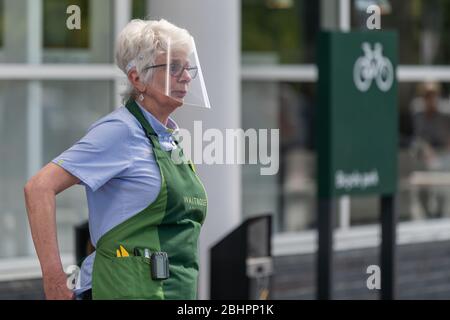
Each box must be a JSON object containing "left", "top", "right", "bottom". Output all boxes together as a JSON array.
[{"left": 125, "top": 98, "right": 161, "bottom": 150}]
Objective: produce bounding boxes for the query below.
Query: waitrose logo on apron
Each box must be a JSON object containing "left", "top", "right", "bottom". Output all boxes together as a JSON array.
[{"left": 183, "top": 196, "right": 207, "bottom": 210}]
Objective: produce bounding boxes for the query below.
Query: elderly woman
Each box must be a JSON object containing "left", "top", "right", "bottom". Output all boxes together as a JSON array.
[{"left": 24, "top": 19, "right": 208, "bottom": 300}]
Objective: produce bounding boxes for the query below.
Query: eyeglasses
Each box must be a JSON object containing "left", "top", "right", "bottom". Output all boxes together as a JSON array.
[{"left": 143, "top": 63, "right": 198, "bottom": 80}]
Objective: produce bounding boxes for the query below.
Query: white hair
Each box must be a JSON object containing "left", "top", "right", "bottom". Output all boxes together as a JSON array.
[{"left": 115, "top": 19, "right": 193, "bottom": 102}]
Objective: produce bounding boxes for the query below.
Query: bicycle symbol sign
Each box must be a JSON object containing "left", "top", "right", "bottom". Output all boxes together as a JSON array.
[{"left": 353, "top": 42, "right": 394, "bottom": 92}]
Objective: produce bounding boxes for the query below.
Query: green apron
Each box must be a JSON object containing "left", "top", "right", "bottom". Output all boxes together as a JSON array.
[{"left": 91, "top": 99, "right": 208, "bottom": 300}]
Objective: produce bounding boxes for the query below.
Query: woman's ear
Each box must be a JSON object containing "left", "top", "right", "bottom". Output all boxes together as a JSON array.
[{"left": 128, "top": 70, "right": 146, "bottom": 93}]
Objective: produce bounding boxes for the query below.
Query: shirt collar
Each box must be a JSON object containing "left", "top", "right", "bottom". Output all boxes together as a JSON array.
[{"left": 135, "top": 100, "right": 179, "bottom": 138}]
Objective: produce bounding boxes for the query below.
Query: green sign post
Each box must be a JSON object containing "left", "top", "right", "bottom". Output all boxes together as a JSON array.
[{"left": 317, "top": 31, "right": 398, "bottom": 299}]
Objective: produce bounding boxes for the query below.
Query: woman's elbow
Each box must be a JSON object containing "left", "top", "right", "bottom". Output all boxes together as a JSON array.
[
  {"left": 24, "top": 175, "right": 51, "bottom": 199},
  {"left": 24, "top": 178, "right": 35, "bottom": 198}
]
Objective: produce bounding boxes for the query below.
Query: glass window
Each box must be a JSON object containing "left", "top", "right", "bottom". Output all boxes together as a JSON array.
[
  {"left": 0, "top": 0, "right": 28, "bottom": 63},
  {"left": 132, "top": 0, "right": 148, "bottom": 19},
  {"left": 0, "top": 81, "right": 30, "bottom": 258},
  {"left": 352, "top": 0, "right": 450, "bottom": 65},
  {"left": 351, "top": 81, "right": 450, "bottom": 226},
  {"left": 349, "top": 1, "right": 450, "bottom": 225},
  {"left": 43, "top": 0, "right": 89, "bottom": 49},
  {"left": 242, "top": 81, "right": 316, "bottom": 233},
  {"left": 277, "top": 83, "right": 316, "bottom": 232},
  {"left": 43, "top": 0, "right": 114, "bottom": 63},
  {"left": 398, "top": 81, "right": 450, "bottom": 222},
  {"left": 243, "top": 80, "right": 450, "bottom": 233},
  {"left": 0, "top": 0, "right": 3, "bottom": 47},
  {"left": 42, "top": 81, "right": 115, "bottom": 160},
  {"left": 0, "top": 80, "right": 113, "bottom": 258},
  {"left": 242, "top": 0, "right": 319, "bottom": 65},
  {"left": 0, "top": 0, "right": 114, "bottom": 63}
]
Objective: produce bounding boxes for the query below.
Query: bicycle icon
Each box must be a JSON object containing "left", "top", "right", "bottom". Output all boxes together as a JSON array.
[{"left": 353, "top": 42, "right": 394, "bottom": 92}]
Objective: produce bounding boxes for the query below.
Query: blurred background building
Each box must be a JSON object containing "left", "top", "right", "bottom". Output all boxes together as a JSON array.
[{"left": 1, "top": 0, "right": 450, "bottom": 299}]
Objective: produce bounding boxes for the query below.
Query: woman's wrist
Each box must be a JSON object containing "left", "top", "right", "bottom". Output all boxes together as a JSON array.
[{"left": 41, "top": 262, "right": 65, "bottom": 278}]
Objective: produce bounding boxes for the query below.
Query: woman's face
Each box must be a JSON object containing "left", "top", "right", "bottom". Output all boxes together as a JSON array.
[{"left": 146, "top": 50, "right": 193, "bottom": 106}]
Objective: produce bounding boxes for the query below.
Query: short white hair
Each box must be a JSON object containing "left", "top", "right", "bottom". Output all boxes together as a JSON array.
[{"left": 115, "top": 19, "right": 193, "bottom": 102}]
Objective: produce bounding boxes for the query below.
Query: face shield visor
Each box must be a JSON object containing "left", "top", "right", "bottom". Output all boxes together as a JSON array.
[{"left": 140, "top": 36, "right": 211, "bottom": 109}]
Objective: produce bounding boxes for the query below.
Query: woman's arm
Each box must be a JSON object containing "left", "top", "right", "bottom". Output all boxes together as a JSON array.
[{"left": 24, "top": 163, "right": 81, "bottom": 300}]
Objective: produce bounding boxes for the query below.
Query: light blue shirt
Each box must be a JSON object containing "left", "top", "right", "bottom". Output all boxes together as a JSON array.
[{"left": 52, "top": 101, "right": 179, "bottom": 295}]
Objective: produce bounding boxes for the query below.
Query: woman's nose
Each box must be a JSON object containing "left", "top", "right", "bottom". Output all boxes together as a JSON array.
[{"left": 178, "top": 69, "right": 192, "bottom": 82}]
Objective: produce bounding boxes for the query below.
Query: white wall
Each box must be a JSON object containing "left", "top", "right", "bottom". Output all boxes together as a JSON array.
[{"left": 148, "top": 0, "right": 242, "bottom": 299}]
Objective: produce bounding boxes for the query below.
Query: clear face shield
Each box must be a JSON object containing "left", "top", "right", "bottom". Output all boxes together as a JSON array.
[{"left": 141, "top": 36, "right": 211, "bottom": 109}]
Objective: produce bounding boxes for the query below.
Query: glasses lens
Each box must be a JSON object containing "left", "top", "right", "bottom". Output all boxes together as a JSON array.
[
  {"left": 169, "top": 63, "right": 183, "bottom": 77},
  {"left": 187, "top": 67, "right": 198, "bottom": 79},
  {"left": 169, "top": 63, "right": 198, "bottom": 79}
]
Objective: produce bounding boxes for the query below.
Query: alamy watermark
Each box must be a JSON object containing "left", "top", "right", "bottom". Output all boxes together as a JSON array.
[
  {"left": 366, "top": 5, "right": 381, "bottom": 30},
  {"left": 171, "top": 122, "right": 280, "bottom": 176},
  {"left": 366, "top": 265, "right": 381, "bottom": 290},
  {"left": 65, "top": 265, "right": 80, "bottom": 290},
  {"left": 66, "top": 5, "right": 81, "bottom": 30}
]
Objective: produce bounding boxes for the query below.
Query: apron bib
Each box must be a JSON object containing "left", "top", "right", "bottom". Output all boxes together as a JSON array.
[{"left": 91, "top": 99, "right": 208, "bottom": 299}]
